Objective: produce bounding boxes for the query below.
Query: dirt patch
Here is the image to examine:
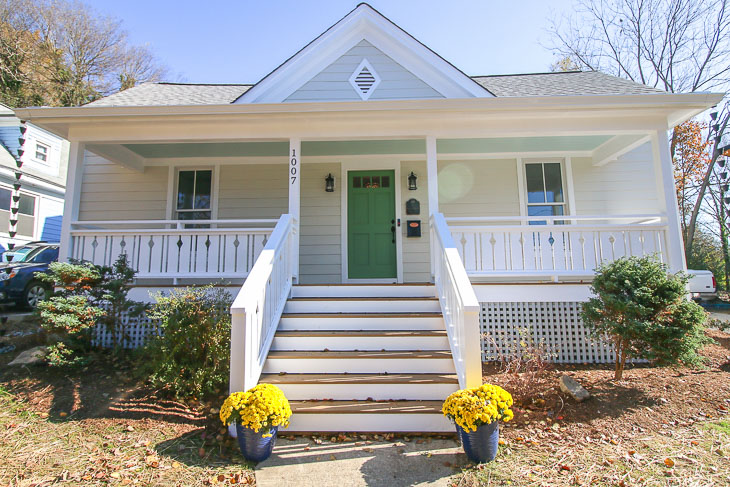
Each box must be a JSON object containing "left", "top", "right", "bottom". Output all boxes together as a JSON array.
[
  {"left": 0, "top": 355, "right": 254, "bottom": 486},
  {"left": 455, "top": 329, "right": 730, "bottom": 486}
]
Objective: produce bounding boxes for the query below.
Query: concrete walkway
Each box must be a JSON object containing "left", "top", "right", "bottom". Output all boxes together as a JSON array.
[{"left": 255, "top": 437, "right": 466, "bottom": 487}]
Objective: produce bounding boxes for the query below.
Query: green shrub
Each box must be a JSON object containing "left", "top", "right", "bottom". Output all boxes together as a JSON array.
[
  {"left": 582, "top": 256, "right": 710, "bottom": 379},
  {"left": 142, "top": 286, "right": 232, "bottom": 399},
  {"left": 36, "top": 255, "right": 144, "bottom": 364}
]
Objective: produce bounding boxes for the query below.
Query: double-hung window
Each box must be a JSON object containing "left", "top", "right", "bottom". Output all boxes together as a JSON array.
[
  {"left": 176, "top": 169, "right": 212, "bottom": 223},
  {"left": 525, "top": 162, "right": 566, "bottom": 224},
  {"left": 35, "top": 142, "right": 49, "bottom": 163}
]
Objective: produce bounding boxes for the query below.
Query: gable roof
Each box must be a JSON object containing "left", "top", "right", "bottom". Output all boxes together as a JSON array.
[
  {"left": 473, "top": 71, "right": 664, "bottom": 97},
  {"left": 85, "top": 83, "right": 251, "bottom": 107},
  {"left": 236, "top": 3, "right": 491, "bottom": 103}
]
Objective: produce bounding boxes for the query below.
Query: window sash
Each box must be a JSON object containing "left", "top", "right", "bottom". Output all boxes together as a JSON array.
[
  {"left": 524, "top": 162, "right": 567, "bottom": 224},
  {"left": 35, "top": 143, "right": 49, "bottom": 162},
  {"left": 176, "top": 169, "right": 212, "bottom": 222}
]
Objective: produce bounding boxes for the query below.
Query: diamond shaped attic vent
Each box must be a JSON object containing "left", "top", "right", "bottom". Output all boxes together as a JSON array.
[{"left": 349, "top": 59, "right": 381, "bottom": 100}]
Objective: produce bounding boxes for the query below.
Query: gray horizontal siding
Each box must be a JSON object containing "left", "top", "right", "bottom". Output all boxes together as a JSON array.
[{"left": 285, "top": 40, "right": 444, "bottom": 102}]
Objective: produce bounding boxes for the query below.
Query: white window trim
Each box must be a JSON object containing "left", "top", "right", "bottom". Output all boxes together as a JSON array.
[
  {"left": 172, "top": 166, "right": 218, "bottom": 222},
  {"left": 520, "top": 158, "right": 570, "bottom": 220}
]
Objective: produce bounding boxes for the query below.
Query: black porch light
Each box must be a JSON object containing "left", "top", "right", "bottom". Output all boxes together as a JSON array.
[
  {"left": 408, "top": 171, "right": 418, "bottom": 190},
  {"left": 325, "top": 173, "right": 335, "bottom": 192}
]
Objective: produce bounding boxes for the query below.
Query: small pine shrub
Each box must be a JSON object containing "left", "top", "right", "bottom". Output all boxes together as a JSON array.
[
  {"left": 582, "top": 256, "right": 710, "bottom": 379},
  {"left": 142, "top": 286, "right": 232, "bottom": 399},
  {"left": 36, "top": 255, "right": 143, "bottom": 364}
]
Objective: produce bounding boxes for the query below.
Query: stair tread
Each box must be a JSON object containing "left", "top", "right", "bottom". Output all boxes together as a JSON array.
[
  {"left": 275, "top": 330, "right": 447, "bottom": 337},
  {"left": 261, "top": 372, "right": 459, "bottom": 384},
  {"left": 267, "top": 350, "right": 452, "bottom": 359},
  {"left": 282, "top": 312, "right": 442, "bottom": 318},
  {"left": 289, "top": 400, "right": 445, "bottom": 414}
]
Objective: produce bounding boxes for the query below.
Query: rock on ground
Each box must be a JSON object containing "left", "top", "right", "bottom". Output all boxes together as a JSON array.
[
  {"left": 8, "top": 345, "right": 47, "bottom": 366},
  {"left": 559, "top": 374, "right": 591, "bottom": 402}
]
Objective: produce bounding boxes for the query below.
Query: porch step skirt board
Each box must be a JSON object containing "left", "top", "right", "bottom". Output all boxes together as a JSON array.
[{"left": 261, "top": 285, "right": 458, "bottom": 433}]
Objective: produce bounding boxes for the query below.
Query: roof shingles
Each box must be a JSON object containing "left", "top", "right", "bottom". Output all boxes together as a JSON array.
[
  {"left": 85, "top": 83, "right": 251, "bottom": 107},
  {"left": 83, "top": 71, "right": 665, "bottom": 107}
]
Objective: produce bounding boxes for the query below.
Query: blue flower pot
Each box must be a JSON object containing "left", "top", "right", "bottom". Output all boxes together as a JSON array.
[
  {"left": 235, "top": 424, "right": 278, "bottom": 463},
  {"left": 456, "top": 421, "right": 500, "bottom": 464}
]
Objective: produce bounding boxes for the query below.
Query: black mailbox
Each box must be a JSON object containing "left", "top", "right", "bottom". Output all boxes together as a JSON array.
[
  {"left": 406, "top": 220, "right": 421, "bottom": 237},
  {"left": 406, "top": 198, "right": 420, "bottom": 215}
]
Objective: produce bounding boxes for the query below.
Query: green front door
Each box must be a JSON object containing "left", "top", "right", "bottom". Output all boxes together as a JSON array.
[{"left": 347, "top": 170, "right": 397, "bottom": 279}]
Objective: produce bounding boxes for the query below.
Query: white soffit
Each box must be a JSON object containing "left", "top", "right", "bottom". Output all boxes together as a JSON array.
[{"left": 236, "top": 4, "right": 491, "bottom": 104}]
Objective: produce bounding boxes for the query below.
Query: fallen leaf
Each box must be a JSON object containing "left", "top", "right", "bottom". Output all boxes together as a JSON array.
[
  {"left": 59, "top": 412, "right": 68, "bottom": 418},
  {"left": 125, "top": 425, "right": 134, "bottom": 432},
  {"left": 145, "top": 455, "right": 160, "bottom": 468},
  {"left": 664, "top": 458, "right": 675, "bottom": 468},
  {"left": 172, "top": 461, "right": 181, "bottom": 469},
  {"left": 110, "top": 472, "right": 121, "bottom": 479}
]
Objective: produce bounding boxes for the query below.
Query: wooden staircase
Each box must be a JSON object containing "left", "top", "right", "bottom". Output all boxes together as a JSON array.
[{"left": 258, "top": 284, "right": 458, "bottom": 432}]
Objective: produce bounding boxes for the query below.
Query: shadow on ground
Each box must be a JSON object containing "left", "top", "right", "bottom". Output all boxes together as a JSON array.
[
  {"left": 0, "top": 357, "right": 205, "bottom": 426},
  {"left": 254, "top": 437, "right": 466, "bottom": 487}
]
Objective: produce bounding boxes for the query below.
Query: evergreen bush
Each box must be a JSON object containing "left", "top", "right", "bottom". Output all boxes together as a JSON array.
[{"left": 582, "top": 256, "right": 710, "bottom": 379}]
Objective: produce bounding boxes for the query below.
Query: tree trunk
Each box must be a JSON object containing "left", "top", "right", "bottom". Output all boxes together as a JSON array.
[{"left": 614, "top": 336, "right": 625, "bottom": 380}]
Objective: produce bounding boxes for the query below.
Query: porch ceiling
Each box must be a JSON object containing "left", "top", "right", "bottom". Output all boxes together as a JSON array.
[{"left": 121, "top": 135, "right": 613, "bottom": 159}]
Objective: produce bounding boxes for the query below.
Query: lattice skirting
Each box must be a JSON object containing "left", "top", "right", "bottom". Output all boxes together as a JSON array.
[
  {"left": 480, "top": 301, "right": 618, "bottom": 364},
  {"left": 92, "top": 313, "right": 161, "bottom": 349}
]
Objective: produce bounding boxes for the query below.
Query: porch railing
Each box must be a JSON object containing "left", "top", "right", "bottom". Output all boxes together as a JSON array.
[
  {"left": 69, "top": 219, "right": 277, "bottom": 279},
  {"left": 430, "top": 212, "right": 482, "bottom": 389},
  {"left": 445, "top": 215, "right": 669, "bottom": 278},
  {"left": 229, "top": 214, "right": 297, "bottom": 396}
]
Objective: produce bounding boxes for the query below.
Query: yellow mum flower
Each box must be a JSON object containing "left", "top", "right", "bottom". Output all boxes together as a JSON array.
[
  {"left": 219, "top": 384, "right": 292, "bottom": 432},
  {"left": 442, "top": 383, "right": 514, "bottom": 432}
]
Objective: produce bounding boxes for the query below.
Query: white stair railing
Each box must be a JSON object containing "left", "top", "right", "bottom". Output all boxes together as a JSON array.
[
  {"left": 229, "top": 214, "right": 297, "bottom": 395},
  {"left": 430, "top": 212, "right": 482, "bottom": 389}
]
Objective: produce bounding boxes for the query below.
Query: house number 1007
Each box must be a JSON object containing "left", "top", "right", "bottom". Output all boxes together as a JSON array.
[{"left": 290, "top": 149, "right": 298, "bottom": 184}]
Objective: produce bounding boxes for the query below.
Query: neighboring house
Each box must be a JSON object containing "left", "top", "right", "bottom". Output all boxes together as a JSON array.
[
  {"left": 0, "top": 104, "right": 68, "bottom": 250},
  {"left": 15, "top": 5, "right": 723, "bottom": 433}
]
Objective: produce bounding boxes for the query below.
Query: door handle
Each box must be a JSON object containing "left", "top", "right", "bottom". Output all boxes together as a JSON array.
[{"left": 391, "top": 225, "right": 396, "bottom": 243}]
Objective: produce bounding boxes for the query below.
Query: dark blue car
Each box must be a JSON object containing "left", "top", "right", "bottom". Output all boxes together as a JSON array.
[{"left": 0, "top": 242, "right": 59, "bottom": 309}]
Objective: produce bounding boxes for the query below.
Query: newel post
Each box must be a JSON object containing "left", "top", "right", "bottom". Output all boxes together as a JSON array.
[{"left": 228, "top": 308, "right": 246, "bottom": 395}]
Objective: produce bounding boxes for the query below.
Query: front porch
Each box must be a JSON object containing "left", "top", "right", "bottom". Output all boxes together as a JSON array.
[{"left": 61, "top": 131, "right": 682, "bottom": 286}]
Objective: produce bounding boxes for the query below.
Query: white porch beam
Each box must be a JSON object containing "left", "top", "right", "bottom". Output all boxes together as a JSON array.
[
  {"left": 426, "top": 136, "right": 438, "bottom": 214},
  {"left": 59, "top": 141, "right": 85, "bottom": 262},
  {"left": 65, "top": 114, "right": 670, "bottom": 143},
  {"left": 288, "top": 138, "right": 301, "bottom": 283},
  {"left": 86, "top": 143, "right": 145, "bottom": 172},
  {"left": 651, "top": 130, "right": 685, "bottom": 272},
  {"left": 592, "top": 134, "right": 651, "bottom": 166}
]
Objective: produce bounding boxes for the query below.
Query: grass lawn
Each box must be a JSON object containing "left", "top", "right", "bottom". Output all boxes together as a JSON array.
[{"left": 1, "top": 329, "right": 729, "bottom": 486}]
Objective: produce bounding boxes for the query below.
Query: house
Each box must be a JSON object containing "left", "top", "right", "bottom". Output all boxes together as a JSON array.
[
  {"left": 0, "top": 104, "right": 67, "bottom": 251},
  {"left": 14, "top": 4, "right": 722, "bottom": 433}
]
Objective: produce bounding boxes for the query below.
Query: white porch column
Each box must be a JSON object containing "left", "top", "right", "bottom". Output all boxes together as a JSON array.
[
  {"left": 288, "top": 138, "right": 301, "bottom": 282},
  {"left": 426, "top": 136, "right": 439, "bottom": 281},
  {"left": 652, "top": 130, "right": 686, "bottom": 272},
  {"left": 59, "top": 141, "right": 85, "bottom": 262},
  {"left": 426, "top": 136, "right": 439, "bottom": 214}
]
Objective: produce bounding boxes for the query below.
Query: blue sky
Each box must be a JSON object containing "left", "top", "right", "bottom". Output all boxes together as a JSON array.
[{"left": 88, "top": 0, "right": 576, "bottom": 84}]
